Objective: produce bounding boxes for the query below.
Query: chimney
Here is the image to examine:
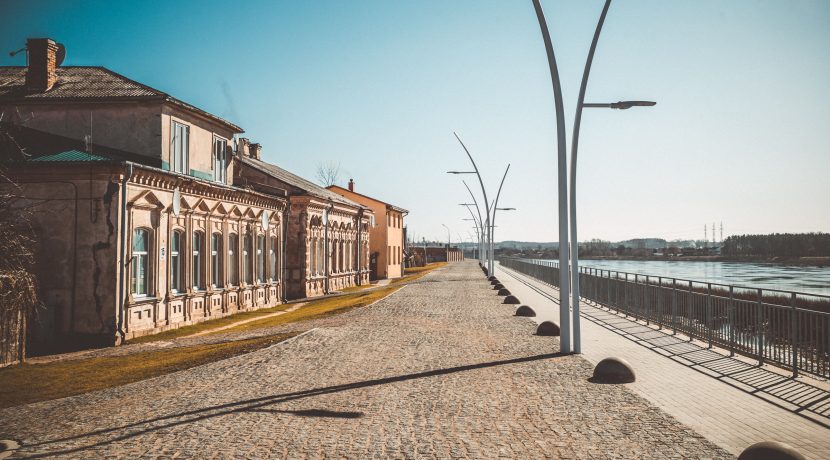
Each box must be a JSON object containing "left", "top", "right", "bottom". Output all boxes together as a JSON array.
[
  {"left": 237, "top": 138, "right": 250, "bottom": 157},
  {"left": 348, "top": 178, "right": 354, "bottom": 192},
  {"left": 249, "top": 143, "right": 261, "bottom": 160},
  {"left": 26, "top": 38, "right": 59, "bottom": 92}
]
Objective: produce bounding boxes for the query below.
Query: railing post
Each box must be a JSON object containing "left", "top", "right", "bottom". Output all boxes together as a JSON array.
[
  {"left": 645, "top": 275, "right": 650, "bottom": 326},
  {"left": 707, "top": 282, "right": 713, "bottom": 349},
  {"left": 657, "top": 276, "right": 663, "bottom": 329},
  {"left": 688, "top": 281, "right": 693, "bottom": 342},
  {"left": 728, "top": 286, "right": 735, "bottom": 357},
  {"left": 757, "top": 288, "right": 764, "bottom": 365},
  {"left": 790, "top": 292, "right": 798, "bottom": 378},
  {"left": 671, "top": 278, "right": 677, "bottom": 335}
]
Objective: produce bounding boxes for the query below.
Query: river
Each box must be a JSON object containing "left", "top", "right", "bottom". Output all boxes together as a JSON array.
[{"left": 552, "top": 259, "right": 830, "bottom": 297}]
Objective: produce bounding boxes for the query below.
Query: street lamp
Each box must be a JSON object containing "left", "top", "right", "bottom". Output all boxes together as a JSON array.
[
  {"left": 462, "top": 218, "right": 481, "bottom": 260},
  {"left": 531, "top": 0, "right": 572, "bottom": 354},
  {"left": 489, "top": 164, "right": 511, "bottom": 270},
  {"left": 461, "top": 181, "right": 486, "bottom": 267},
  {"left": 451, "top": 133, "right": 494, "bottom": 276},
  {"left": 568, "top": 0, "right": 655, "bottom": 354},
  {"left": 441, "top": 223, "right": 451, "bottom": 247}
]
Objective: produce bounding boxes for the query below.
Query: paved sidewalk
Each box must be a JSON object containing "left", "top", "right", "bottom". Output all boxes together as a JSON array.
[
  {"left": 0, "top": 261, "right": 730, "bottom": 459},
  {"left": 495, "top": 262, "right": 830, "bottom": 459}
]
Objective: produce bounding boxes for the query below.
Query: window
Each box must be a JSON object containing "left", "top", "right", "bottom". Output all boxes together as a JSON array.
[
  {"left": 270, "top": 237, "right": 278, "bottom": 281},
  {"left": 213, "top": 137, "right": 227, "bottom": 183},
  {"left": 171, "top": 121, "right": 189, "bottom": 174},
  {"left": 171, "top": 230, "right": 183, "bottom": 293},
  {"left": 229, "top": 234, "right": 238, "bottom": 285},
  {"left": 193, "top": 232, "right": 203, "bottom": 290},
  {"left": 132, "top": 229, "right": 150, "bottom": 297},
  {"left": 211, "top": 233, "right": 223, "bottom": 288},
  {"left": 257, "top": 235, "right": 265, "bottom": 283},
  {"left": 317, "top": 239, "right": 324, "bottom": 274},
  {"left": 243, "top": 235, "right": 252, "bottom": 284}
]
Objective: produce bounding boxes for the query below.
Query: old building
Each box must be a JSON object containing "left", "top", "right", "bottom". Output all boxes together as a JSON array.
[
  {"left": 234, "top": 148, "right": 372, "bottom": 299},
  {"left": 0, "top": 39, "right": 288, "bottom": 347},
  {"left": 328, "top": 180, "right": 407, "bottom": 280}
]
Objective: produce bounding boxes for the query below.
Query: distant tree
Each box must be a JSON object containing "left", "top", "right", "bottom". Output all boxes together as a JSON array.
[{"left": 315, "top": 161, "right": 341, "bottom": 187}]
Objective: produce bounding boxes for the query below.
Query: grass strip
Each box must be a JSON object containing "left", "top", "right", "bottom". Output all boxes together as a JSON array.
[{"left": 0, "top": 333, "right": 297, "bottom": 409}]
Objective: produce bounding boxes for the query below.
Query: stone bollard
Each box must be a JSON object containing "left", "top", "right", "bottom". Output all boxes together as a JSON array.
[
  {"left": 515, "top": 305, "right": 536, "bottom": 317},
  {"left": 536, "top": 321, "right": 560, "bottom": 336},
  {"left": 492, "top": 283, "right": 505, "bottom": 290},
  {"left": 497, "top": 288, "right": 511, "bottom": 296},
  {"left": 503, "top": 295, "right": 520, "bottom": 304},
  {"left": 591, "top": 357, "right": 636, "bottom": 383},
  {"left": 490, "top": 279, "right": 500, "bottom": 285},
  {"left": 487, "top": 276, "right": 497, "bottom": 281},
  {"left": 738, "top": 442, "right": 805, "bottom": 460}
]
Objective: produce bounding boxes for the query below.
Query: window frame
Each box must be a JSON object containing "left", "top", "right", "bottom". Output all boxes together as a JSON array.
[
  {"left": 170, "top": 230, "right": 183, "bottom": 293},
  {"left": 131, "top": 228, "right": 151, "bottom": 298},
  {"left": 229, "top": 233, "right": 239, "bottom": 286},
  {"left": 211, "top": 233, "right": 223, "bottom": 288},
  {"left": 171, "top": 121, "right": 190, "bottom": 174},
  {"left": 213, "top": 136, "right": 228, "bottom": 184},
  {"left": 193, "top": 231, "right": 204, "bottom": 291}
]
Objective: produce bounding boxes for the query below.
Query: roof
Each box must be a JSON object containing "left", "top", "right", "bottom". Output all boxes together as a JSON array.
[
  {"left": 238, "top": 156, "right": 363, "bottom": 208},
  {"left": 0, "top": 122, "right": 159, "bottom": 166},
  {"left": 30, "top": 150, "right": 111, "bottom": 162},
  {"left": 327, "top": 185, "right": 408, "bottom": 214},
  {"left": 0, "top": 66, "right": 242, "bottom": 132}
]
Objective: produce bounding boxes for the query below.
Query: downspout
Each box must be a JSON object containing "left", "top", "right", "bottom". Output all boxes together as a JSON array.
[
  {"left": 355, "top": 207, "right": 363, "bottom": 286},
  {"left": 281, "top": 203, "right": 289, "bottom": 302},
  {"left": 116, "top": 162, "right": 134, "bottom": 344},
  {"left": 323, "top": 202, "right": 334, "bottom": 294},
  {"left": 401, "top": 210, "right": 409, "bottom": 273}
]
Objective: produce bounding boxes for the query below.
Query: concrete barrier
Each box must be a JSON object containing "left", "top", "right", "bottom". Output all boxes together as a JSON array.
[
  {"left": 515, "top": 305, "right": 536, "bottom": 317},
  {"left": 738, "top": 442, "right": 805, "bottom": 460},
  {"left": 536, "top": 321, "right": 560, "bottom": 336},
  {"left": 591, "top": 357, "right": 636, "bottom": 383}
]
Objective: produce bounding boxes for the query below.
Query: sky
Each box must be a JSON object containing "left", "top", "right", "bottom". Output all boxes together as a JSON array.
[{"left": 3, "top": 0, "right": 829, "bottom": 243}]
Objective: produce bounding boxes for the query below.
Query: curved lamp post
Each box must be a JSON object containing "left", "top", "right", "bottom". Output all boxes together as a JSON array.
[
  {"left": 489, "top": 164, "right": 511, "bottom": 268},
  {"left": 569, "top": 0, "right": 656, "bottom": 354},
  {"left": 531, "top": 0, "right": 572, "bottom": 353},
  {"left": 451, "top": 132, "right": 493, "bottom": 275},
  {"left": 460, "top": 179, "right": 487, "bottom": 266}
]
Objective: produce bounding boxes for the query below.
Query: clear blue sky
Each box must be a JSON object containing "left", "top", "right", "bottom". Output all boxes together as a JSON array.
[{"left": 3, "top": 0, "right": 829, "bottom": 243}]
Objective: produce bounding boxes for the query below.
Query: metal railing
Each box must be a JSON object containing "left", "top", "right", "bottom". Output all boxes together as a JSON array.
[{"left": 500, "top": 258, "right": 830, "bottom": 379}]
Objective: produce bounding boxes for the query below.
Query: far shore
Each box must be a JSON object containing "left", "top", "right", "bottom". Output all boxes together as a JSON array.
[{"left": 578, "top": 255, "right": 830, "bottom": 267}]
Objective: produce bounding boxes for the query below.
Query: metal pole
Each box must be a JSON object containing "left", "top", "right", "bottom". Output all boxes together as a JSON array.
[
  {"left": 454, "top": 133, "right": 492, "bottom": 275},
  {"left": 490, "top": 164, "right": 511, "bottom": 274},
  {"left": 462, "top": 181, "right": 485, "bottom": 266},
  {"left": 569, "top": 0, "right": 612, "bottom": 355},
  {"left": 532, "top": 0, "right": 571, "bottom": 353}
]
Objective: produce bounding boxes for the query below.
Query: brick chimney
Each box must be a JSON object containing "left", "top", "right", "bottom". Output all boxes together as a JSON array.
[
  {"left": 26, "top": 38, "right": 59, "bottom": 92},
  {"left": 249, "top": 143, "right": 261, "bottom": 160},
  {"left": 237, "top": 137, "right": 250, "bottom": 157},
  {"left": 348, "top": 178, "right": 354, "bottom": 192}
]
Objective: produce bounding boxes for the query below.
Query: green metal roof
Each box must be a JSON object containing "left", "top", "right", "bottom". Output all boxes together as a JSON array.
[{"left": 30, "top": 150, "right": 113, "bottom": 162}]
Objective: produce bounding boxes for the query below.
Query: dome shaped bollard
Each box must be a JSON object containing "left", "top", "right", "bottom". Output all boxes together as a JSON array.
[
  {"left": 487, "top": 276, "right": 497, "bottom": 281},
  {"left": 738, "top": 442, "right": 805, "bottom": 460},
  {"left": 497, "top": 288, "right": 511, "bottom": 296},
  {"left": 535, "top": 321, "right": 560, "bottom": 336},
  {"left": 592, "top": 357, "right": 636, "bottom": 383},
  {"left": 490, "top": 279, "right": 500, "bottom": 285},
  {"left": 515, "top": 305, "right": 536, "bottom": 317},
  {"left": 503, "top": 295, "right": 520, "bottom": 304},
  {"left": 492, "top": 283, "right": 505, "bottom": 290}
]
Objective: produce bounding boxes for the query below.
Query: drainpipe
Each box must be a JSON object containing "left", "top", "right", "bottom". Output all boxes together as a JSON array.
[
  {"left": 355, "top": 208, "right": 363, "bottom": 286},
  {"left": 323, "top": 202, "right": 334, "bottom": 294},
  {"left": 401, "top": 210, "right": 409, "bottom": 274},
  {"left": 116, "top": 162, "right": 134, "bottom": 344},
  {"left": 281, "top": 203, "right": 289, "bottom": 302}
]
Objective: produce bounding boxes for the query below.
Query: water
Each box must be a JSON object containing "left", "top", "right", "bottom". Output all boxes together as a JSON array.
[{"left": 549, "top": 259, "right": 830, "bottom": 297}]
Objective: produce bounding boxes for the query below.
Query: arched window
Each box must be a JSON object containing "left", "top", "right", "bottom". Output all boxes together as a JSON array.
[
  {"left": 132, "top": 228, "right": 150, "bottom": 297},
  {"left": 243, "top": 235, "right": 253, "bottom": 284},
  {"left": 228, "top": 233, "right": 238, "bottom": 285},
  {"left": 170, "top": 230, "right": 183, "bottom": 293},
  {"left": 211, "top": 233, "right": 223, "bottom": 288},
  {"left": 318, "top": 239, "right": 324, "bottom": 274},
  {"left": 193, "top": 231, "right": 204, "bottom": 290},
  {"left": 270, "top": 236, "right": 278, "bottom": 281},
  {"left": 310, "top": 238, "right": 317, "bottom": 274},
  {"left": 257, "top": 235, "right": 265, "bottom": 283}
]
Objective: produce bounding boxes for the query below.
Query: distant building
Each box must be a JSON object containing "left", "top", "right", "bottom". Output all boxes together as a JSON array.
[{"left": 328, "top": 180, "right": 407, "bottom": 280}]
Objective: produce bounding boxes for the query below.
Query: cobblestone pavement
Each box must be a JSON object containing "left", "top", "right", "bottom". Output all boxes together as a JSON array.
[
  {"left": 0, "top": 262, "right": 731, "bottom": 459},
  {"left": 495, "top": 262, "right": 830, "bottom": 460}
]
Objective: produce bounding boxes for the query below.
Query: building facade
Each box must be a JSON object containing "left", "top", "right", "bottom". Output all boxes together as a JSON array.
[
  {"left": 328, "top": 180, "right": 407, "bottom": 280},
  {"left": 234, "top": 150, "right": 372, "bottom": 299},
  {"left": 0, "top": 39, "right": 288, "bottom": 347}
]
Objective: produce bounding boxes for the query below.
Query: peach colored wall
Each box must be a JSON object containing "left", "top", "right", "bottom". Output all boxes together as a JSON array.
[{"left": 160, "top": 104, "right": 236, "bottom": 181}]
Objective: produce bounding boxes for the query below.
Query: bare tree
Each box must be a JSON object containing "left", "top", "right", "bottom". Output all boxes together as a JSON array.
[{"left": 316, "top": 160, "right": 341, "bottom": 187}]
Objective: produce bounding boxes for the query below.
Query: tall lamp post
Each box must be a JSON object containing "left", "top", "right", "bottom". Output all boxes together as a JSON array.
[
  {"left": 567, "top": 0, "right": 655, "bottom": 354},
  {"left": 460, "top": 181, "right": 486, "bottom": 266},
  {"left": 450, "top": 132, "right": 493, "bottom": 275},
  {"left": 488, "top": 164, "right": 511, "bottom": 269},
  {"left": 531, "top": 0, "right": 572, "bottom": 353}
]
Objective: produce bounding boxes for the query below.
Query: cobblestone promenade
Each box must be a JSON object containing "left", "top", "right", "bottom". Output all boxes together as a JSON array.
[{"left": 0, "top": 262, "right": 731, "bottom": 459}]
